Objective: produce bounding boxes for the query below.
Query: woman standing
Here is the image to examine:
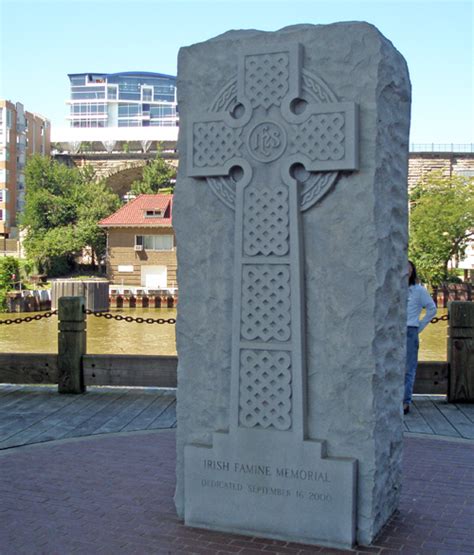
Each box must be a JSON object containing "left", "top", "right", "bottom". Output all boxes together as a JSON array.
[{"left": 404, "top": 261, "right": 437, "bottom": 415}]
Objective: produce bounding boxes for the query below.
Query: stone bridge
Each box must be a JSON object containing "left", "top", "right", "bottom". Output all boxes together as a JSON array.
[
  {"left": 54, "top": 149, "right": 474, "bottom": 199},
  {"left": 54, "top": 149, "right": 178, "bottom": 198}
]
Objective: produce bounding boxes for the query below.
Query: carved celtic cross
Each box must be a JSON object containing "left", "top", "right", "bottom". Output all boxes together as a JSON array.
[{"left": 188, "top": 43, "right": 358, "bottom": 440}]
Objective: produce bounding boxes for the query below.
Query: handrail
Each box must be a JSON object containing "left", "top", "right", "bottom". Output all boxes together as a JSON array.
[{"left": 410, "top": 143, "right": 474, "bottom": 153}]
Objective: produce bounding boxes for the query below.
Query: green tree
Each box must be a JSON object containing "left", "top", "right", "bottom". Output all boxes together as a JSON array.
[
  {"left": 0, "top": 257, "right": 20, "bottom": 311},
  {"left": 74, "top": 180, "right": 121, "bottom": 268},
  {"left": 21, "top": 155, "right": 120, "bottom": 275},
  {"left": 409, "top": 171, "right": 474, "bottom": 285},
  {"left": 130, "top": 147, "right": 176, "bottom": 195}
]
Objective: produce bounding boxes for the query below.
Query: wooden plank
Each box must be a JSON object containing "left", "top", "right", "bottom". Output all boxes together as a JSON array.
[
  {"left": 24, "top": 392, "right": 115, "bottom": 444},
  {"left": 448, "top": 301, "right": 474, "bottom": 402},
  {"left": 414, "top": 362, "right": 448, "bottom": 394},
  {"left": 91, "top": 393, "right": 164, "bottom": 434},
  {"left": 435, "top": 402, "right": 474, "bottom": 439},
  {"left": 0, "top": 393, "right": 80, "bottom": 447},
  {"left": 0, "top": 354, "right": 58, "bottom": 385},
  {"left": 0, "top": 385, "right": 24, "bottom": 398},
  {"left": 457, "top": 403, "right": 474, "bottom": 424},
  {"left": 403, "top": 402, "right": 434, "bottom": 434},
  {"left": 61, "top": 389, "right": 134, "bottom": 438},
  {"left": 57, "top": 297, "right": 86, "bottom": 394},
  {"left": 0, "top": 396, "right": 84, "bottom": 446},
  {"left": 0, "top": 385, "right": 55, "bottom": 411},
  {"left": 148, "top": 399, "right": 176, "bottom": 429},
  {"left": 120, "top": 392, "right": 176, "bottom": 432},
  {"left": 412, "top": 398, "right": 462, "bottom": 437},
  {"left": 449, "top": 339, "right": 474, "bottom": 402},
  {"left": 0, "top": 387, "right": 35, "bottom": 409},
  {"left": 83, "top": 355, "right": 177, "bottom": 388}
]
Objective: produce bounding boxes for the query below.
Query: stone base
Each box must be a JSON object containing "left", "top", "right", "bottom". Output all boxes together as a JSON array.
[{"left": 184, "top": 430, "right": 357, "bottom": 548}]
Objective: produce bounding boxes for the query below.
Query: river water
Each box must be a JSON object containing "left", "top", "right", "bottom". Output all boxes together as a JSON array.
[
  {"left": 0, "top": 308, "right": 447, "bottom": 361},
  {"left": 0, "top": 308, "right": 177, "bottom": 356}
]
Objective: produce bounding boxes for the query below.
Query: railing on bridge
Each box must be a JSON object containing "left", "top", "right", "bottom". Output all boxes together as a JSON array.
[
  {"left": 410, "top": 143, "right": 474, "bottom": 153},
  {"left": 1, "top": 297, "right": 473, "bottom": 402}
]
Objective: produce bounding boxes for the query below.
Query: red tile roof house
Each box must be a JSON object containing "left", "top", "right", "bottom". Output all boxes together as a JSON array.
[{"left": 99, "top": 194, "right": 177, "bottom": 290}]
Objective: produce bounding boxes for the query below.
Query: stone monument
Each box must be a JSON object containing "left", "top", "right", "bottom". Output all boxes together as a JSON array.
[{"left": 174, "top": 23, "right": 410, "bottom": 548}]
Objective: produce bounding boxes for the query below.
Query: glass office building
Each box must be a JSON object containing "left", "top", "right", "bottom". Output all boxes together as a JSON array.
[{"left": 67, "top": 72, "right": 178, "bottom": 128}]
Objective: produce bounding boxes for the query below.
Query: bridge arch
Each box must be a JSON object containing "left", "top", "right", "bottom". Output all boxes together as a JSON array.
[
  {"left": 103, "top": 161, "right": 147, "bottom": 197},
  {"left": 54, "top": 153, "right": 178, "bottom": 198}
]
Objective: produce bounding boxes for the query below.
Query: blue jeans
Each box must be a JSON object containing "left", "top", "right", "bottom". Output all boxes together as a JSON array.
[{"left": 404, "top": 327, "right": 419, "bottom": 405}]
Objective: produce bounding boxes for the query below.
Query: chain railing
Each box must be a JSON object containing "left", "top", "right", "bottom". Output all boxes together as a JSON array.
[
  {"left": 0, "top": 308, "right": 446, "bottom": 327},
  {"left": 430, "top": 314, "right": 449, "bottom": 324},
  {"left": 0, "top": 310, "right": 57, "bottom": 325},
  {"left": 84, "top": 308, "right": 176, "bottom": 324}
]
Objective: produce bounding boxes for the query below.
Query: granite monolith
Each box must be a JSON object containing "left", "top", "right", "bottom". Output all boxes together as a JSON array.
[{"left": 173, "top": 22, "right": 411, "bottom": 548}]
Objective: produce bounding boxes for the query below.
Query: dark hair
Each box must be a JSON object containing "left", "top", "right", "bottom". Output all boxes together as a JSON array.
[{"left": 408, "top": 260, "right": 417, "bottom": 286}]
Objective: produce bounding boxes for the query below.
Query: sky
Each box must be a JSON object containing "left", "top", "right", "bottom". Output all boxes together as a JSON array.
[{"left": 0, "top": 0, "right": 473, "bottom": 145}]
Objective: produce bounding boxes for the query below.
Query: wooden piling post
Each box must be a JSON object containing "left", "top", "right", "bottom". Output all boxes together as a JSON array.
[
  {"left": 448, "top": 301, "right": 474, "bottom": 403},
  {"left": 58, "top": 296, "right": 86, "bottom": 394}
]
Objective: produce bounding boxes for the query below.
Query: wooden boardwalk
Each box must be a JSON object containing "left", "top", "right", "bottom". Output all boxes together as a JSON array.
[
  {"left": 404, "top": 394, "right": 474, "bottom": 440},
  {"left": 1, "top": 386, "right": 473, "bottom": 450},
  {"left": 0, "top": 384, "right": 176, "bottom": 449}
]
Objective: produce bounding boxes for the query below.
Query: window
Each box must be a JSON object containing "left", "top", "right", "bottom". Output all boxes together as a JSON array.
[
  {"left": 118, "top": 120, "right": 140, "bottom": 127},
  {"left": 118, "top": 104, "right": 140, "bottom": 117},
  {"left": 0, "top": 189, "right": 6, "bottom": 202},
  {"left": 107, "top": 85, "right": 118, "bottom": 100},
  {"left": 71, "top": 86, "right": 106, "bottom": 100},
  {"left": 70, "top": 75, "right": 86, "bottom": 86},
  {"left": 118, "top": 78, "right": 141, "bottom": 101},
  {"left": 138, "top": 234, "right": 174, "bottom": 251},
  {"left": 142, "top": 86, "right": 153, "bottom": 102},
  {"left": 145, "top": 209, "right": 162, "bottom": 218},
  {"left": 150, "top": 105, "right": 175, "bottom": 118},
  {"left": 72, "top": 103, "right": 106, "bottom": 115}
]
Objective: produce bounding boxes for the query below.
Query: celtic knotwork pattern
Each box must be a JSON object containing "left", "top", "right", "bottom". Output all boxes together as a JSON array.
[
  {"left": 210, "top": 81, "right": 238, "bottom": 112},
  {"left": 192, "top": 121, "right": 243, "bottom": 168},
  {"left": 243, "top": 186, "right": 289, "bottom": 256},
  {"left": 300, "top": 172, "right": 337, "bottom": 212},
  {"left": 239, "top": 349, "right": 292, "bottom": 430},
  {"left": 207, "top": 177, "right": 236, "bottom": 210},
  {"left": 301, "top": 70, "right": 336, "bottom": 103},
  {"left": 241, "top": 265, "right": 291, "bottom": 342},
  {"left": 290, "top": 113, "right": 345, "bottom": 161},
  {"left": 244, "top": 53, "right": 289, "bottom": 110}
]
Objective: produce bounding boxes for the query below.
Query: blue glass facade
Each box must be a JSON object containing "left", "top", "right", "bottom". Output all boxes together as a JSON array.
[{"left": 67, "top": 72, "right": 178, "bottom": 128}]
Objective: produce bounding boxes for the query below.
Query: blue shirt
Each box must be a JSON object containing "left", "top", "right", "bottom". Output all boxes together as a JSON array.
[{"left": 407, "top": 284, "right": 437, "bottom": 332}]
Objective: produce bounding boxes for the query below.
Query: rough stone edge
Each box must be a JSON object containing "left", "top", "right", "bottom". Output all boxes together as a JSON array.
[{"left": 367, "top": 32, "right": 411, "bottom": 545}]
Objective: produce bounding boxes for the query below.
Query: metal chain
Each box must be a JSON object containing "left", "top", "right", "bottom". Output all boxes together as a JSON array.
[
  {"left": 430, "top": 314, "right": 449, "bottom": 324},
  {"left": 84, "top": 308, "right": 176, "bottom": 324},
  {"left": 0, "top": 308, "right": 446, "bottom": 328},
  {"left": 0, "top": 310, "right": 58, "bottom": 325}
]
